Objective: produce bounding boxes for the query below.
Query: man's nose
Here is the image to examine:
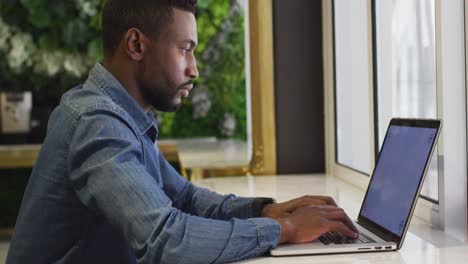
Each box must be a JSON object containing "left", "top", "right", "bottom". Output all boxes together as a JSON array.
[{"left": 187, "top": 58, "right": 199, "bottom": 79}]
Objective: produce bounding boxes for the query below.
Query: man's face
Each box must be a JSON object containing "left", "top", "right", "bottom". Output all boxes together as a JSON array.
[{"left": 139, "top": 8, "right": 198, "bottom": 112}]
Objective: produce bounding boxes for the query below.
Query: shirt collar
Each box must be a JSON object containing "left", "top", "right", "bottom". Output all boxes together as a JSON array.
[{"left": 87, "top": 62, "right": 159, "bottom": 142}]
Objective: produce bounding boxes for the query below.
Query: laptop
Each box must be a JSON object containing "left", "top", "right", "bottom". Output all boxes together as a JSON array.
[{"left": 271, "top": 118, "right": 442, "bottom": 256}]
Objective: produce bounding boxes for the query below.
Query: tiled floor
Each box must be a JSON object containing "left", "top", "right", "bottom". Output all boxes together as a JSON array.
[{"left": 0, "top": 241, "right": 9, "bottom": 263}]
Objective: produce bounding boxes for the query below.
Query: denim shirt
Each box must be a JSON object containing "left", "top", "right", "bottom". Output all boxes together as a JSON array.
[{"left": 6, "top": 63, "right": 280, "bottom": 264}]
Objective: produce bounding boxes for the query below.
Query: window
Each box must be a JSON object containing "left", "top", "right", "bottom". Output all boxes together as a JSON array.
[
  {"left": 333, "top": 0, "right": 372, "bottom": 175},
  {"left": 324, "top": 0, "right": 468, "bottom": 240},
  {"left": 373, "top": 0, "right": 439, "bottom": 202}
]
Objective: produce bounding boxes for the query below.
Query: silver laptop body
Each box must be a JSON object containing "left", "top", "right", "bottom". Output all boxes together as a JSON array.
[{"left": 271, "top": 118, "right": 441, "bottom": 256}]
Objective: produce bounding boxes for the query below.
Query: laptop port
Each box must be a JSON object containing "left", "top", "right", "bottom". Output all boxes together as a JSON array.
[
  {"left": 385, "top": 246, "right": 392, "bottom": 249},
  {"left": 374, "top": 246, "right": 382, "bottom": 250}
]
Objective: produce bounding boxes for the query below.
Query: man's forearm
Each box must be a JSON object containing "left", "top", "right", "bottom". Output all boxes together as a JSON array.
[{"left": 180, "top": 183, "right": 256, "bottom": 220}]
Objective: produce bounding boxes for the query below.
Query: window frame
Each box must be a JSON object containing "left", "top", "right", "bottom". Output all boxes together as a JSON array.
[
  {"left": 324, "top": 0, "right": 375, "bottom": 189},
  {"left": 247, "top": 0, "right": 277, "bottom": 175},
  {"left": 332, "top": 0, "right": 374, "bottom": 177},
  {"left": 436, "top": 0, "right": 468, "bottom": 242}
]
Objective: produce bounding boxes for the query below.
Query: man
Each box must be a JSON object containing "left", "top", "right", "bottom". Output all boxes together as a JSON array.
[{"left": 7, "top": 0, "right": 358, "bottom": 263}]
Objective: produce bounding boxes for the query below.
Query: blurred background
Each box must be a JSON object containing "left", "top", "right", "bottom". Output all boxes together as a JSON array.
[
  {"left": 0, "top": 0, "right": 250, "bottom": 233},
  {"left": 0, "top": 0, "right": 248, "bottom": 142},
  {"left": 1, "top": 0, "right": 467, "bottom": 262},
  {"left": 0, "top": 0, "right": 328, "bottom": 256}
]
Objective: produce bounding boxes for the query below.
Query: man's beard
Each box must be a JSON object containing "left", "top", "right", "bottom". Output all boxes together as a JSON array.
[{"left": 140, "top": 83, "right": 182, "bottom": 112}]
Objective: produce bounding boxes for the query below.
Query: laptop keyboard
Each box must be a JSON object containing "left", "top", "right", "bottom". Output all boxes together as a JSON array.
[{"left": 318, "top": 231, "right": 376, "bottom": 245}]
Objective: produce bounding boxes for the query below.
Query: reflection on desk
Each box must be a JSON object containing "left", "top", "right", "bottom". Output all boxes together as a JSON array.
[{"left": 192, "top": 175, "right": 468, "bottom": 264}]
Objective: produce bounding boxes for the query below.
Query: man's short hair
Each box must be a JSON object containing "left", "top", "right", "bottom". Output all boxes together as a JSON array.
[{"left": 102, "top": 0, "right": 197, "bottom": 57}]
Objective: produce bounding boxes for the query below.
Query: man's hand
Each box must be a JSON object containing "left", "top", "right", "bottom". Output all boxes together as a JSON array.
[
  {"left": 276, "top": 205, "right": 358, "bottom": 244},
  {"left": 261, "top": 195, "right": 338, "bottom": 219}
]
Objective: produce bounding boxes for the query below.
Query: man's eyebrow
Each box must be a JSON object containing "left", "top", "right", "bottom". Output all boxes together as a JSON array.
[{"left": 182, "top": 39, "right": 197, "bottom": 48}]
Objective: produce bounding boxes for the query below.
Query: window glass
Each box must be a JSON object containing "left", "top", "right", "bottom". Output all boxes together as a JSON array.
[
  {"left": 334, "top": 0, "right": 372, "bottom": 174},
  {"left": 374, "top": 0, "right": 438, "bottom": 201}
]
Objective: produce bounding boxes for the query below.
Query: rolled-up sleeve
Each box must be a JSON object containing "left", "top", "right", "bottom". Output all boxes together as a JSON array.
[{"left": 68, "top": 111, "right": 280, "bottom": 264}]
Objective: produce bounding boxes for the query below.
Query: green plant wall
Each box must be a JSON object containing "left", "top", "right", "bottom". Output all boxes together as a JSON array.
[
  {"left": 0, "top": 0, "right": 247, "bottom": 140},
  {"left": 0, "top": 0, "right": 104, "bottom": 98},
  {"left": 158, "top": 0, "right": 247, "bottom": 140}
]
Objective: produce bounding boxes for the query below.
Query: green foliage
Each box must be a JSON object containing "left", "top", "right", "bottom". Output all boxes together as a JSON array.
[
  {"left": 0, "top": 0, "right": 247, "bottom": 140},
  {"left": 156, "top": 0, "right": 247, "bottom": 140},
  {"left": 0, "top": 0, "right": 103, "bottom": 95}
]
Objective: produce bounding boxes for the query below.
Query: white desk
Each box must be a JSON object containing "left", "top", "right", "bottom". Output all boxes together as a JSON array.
[
  {"left": 161, "top": 138, "right": 249, "bottom": 169},
  {"left": 192, "top": 174, "right": 468, "bottom": 264},
  {"left": 159, "top": 138, "right": 250, "bottom": 179}
]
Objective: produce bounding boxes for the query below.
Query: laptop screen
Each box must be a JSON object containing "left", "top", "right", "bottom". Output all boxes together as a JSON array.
[{"left": 359, "top": 124, "right": 438, "bottom": 237}]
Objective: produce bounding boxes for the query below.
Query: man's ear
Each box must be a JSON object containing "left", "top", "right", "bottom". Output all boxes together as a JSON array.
[{"left": 124, "top": 28, "right": 147, "bottom": 61}]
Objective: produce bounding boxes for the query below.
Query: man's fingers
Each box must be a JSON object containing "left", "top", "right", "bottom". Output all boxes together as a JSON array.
[
  {"left": 303, "top": 195, "right": 337, "bottom": 207},
  {"left": 315, "top": 196, "right": 338, "bottom": 207},
  {"left": 282, "top": 196, "right": 339, "bottom": 213},
  {"left": 343, "top": 214, "right": 358, "bottom": 233},
  {"left": 283, "top": 199, "right": 326, "bottom": 212},
  {"left": 297, "top": 199, "right": 327, "bottom": 208},
  {"left": 324, "top": 210, "right": 359, "bottom": 233},
  {"left": 328, "top": 221, "right": 358, "bottom": 239}
]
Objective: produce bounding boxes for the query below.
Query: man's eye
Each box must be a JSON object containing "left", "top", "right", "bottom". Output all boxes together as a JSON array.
[{"left": 182, "top": 48, "right": 190, "bottom": 55}]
